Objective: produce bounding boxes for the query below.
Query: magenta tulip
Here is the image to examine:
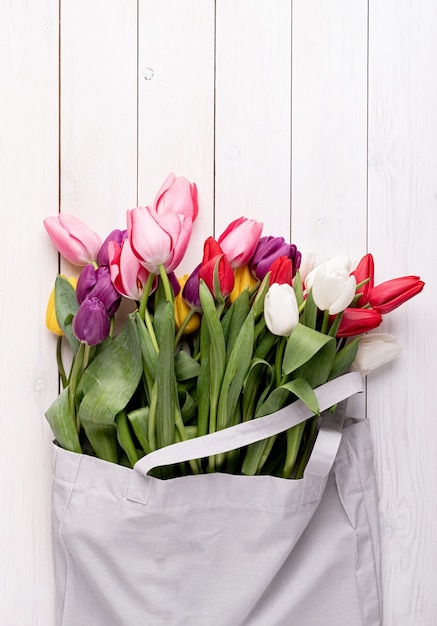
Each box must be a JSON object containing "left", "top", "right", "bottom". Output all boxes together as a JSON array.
[
  {"left": 108, "top": 239, "right": 151, "bottom": 301},
  {"left": 217, "top": 217, "right": 263, "bottom": 268},
  {"left": 43, "top": 213, "right": 102, "bottom": 266}
]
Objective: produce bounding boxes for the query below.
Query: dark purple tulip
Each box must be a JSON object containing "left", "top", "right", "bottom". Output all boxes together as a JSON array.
[
  {"left": 76, "top": 264, "right": 121, "bottom": 316},
  {"left": 250, "top": 236, "right": 301, "bottom": 280},
  {"left": 97, "top": 229, "right": 127, "bottom": 267},
  {"left": 72, "top": 297, "right": 111, "bottom": 345},
  {"left": 168, "top": 271, "right": 181, "bottom": 297},
  {"left": 182, "top": 263, "right": 201, "bottom": 309}
]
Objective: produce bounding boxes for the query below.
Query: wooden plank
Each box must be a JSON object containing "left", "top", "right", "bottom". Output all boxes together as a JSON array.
[
  {"left": 291, "top": 0, "right": 368, "bottom": 266},
  {"left": 215, "top": 0, "right": 292, "bottom": 240},
  {"left": 368, "top": 1, "right": 437, "bottom": 623},
  {"left": 0, "top": 2, "right": 59, "bottom": 624},
  {"left": 60, "top": 0, "right": 138, "bottom": 243},
  {"left": 137, "top": 0, "right": 215, "bottom": 276},
  {"left": 291, "top": 0, "right": 368, "bottom": 421}
]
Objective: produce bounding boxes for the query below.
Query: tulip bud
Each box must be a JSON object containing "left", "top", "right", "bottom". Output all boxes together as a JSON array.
[
  {"left": 268, "top": 256, "right": 293, "bottom": 286},
  {"left": 72, "top": 297, "right": 111, "bottom": 345},
  {"left": 229, "top": 265, "right": 258, "bottom": 303},
  {"left": 108, "top": 239, "right": 151, "bottom": 301},
  {"left": 97, "top": 229, "right": 127, "bottom": 267},
  {"left": 43, "top": 213, "right": 102, "bottom": 266},
  {"left": 311, "top": 263, "right": 356, "bottom": 315},
  {"left": 250, "top": 236, "right": 301, "bottom": 280},
  {"left": 174, "top": 275, "right": 201, "bottom": 334},
  {"left": 153, "top": 173, "right": 198, "bottom": 221},
  {"left": 305, "top": 256, "right": 352, "bottom": 292},
  {"left": 336, "top": 307, "right": 383, "bottom": 337},
  {"left": 264, "top": 283, "right": 299, "bottom": 336},
  {"left": 351, "top": 333, "right": 402, "bottom": 376},
  {"left": 76, "top": 264, "right": 121, "bottom": 316},
  {"left": 217, "top": 217, "right": 263, "bottom": 268},
  {"left": 197, "top": 237, "right": 235, "bottom": 300},
  {"left": 368, "top": 275, "right": 425, "bottom": 314}
]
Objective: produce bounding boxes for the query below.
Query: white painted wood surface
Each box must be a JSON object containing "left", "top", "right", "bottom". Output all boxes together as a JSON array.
[{"left": 1, "top": 2, "right": 435, "bottom": 624}]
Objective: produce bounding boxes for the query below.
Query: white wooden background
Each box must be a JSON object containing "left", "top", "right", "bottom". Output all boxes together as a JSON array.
[{"left": 1, "top": 1, "right": 435, "bottom": 624}]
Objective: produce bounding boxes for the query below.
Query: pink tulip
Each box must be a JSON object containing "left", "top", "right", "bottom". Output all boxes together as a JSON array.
[
  {"left": 217, "top": 217, "right": 263, "bottom": 268},
  {"left": 43, "top": 213, "right": 102, "bottom": 266},
  {"left": 108, "top": 239, "right": 151, "bottom": 300},
  {"left": 153, "top": 173, "right": 199, "bottom": 221}
]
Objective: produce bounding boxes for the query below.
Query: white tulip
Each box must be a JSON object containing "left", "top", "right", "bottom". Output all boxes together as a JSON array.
[
  {"left": 264, "top": 283, "right": 299, "bottom": 337},
  {"left": 304, "top": 255, "right": 352, "bottom": 292},
  {"left": 311, "top": 262, "right": 356, "bottom": 315},
  {"left": 351, "top": 333, "right": 402, "bottom": 376}
]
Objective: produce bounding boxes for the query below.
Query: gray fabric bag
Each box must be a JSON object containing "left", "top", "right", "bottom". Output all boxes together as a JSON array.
[{"left": 52, "top": 372, "right": 382, "bottom": 625}]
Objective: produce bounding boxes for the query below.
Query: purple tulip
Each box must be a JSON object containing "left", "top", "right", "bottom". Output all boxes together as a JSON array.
[
  {"left": 182, "top": 263, "right": 201, "bottom": 310},
  {"left": 97, "top": 229, "right": 127, "bottom": 267},
  {"left": 72, "top": 297, "right": 111, "bottom": 345},
  {"left": 76, "top": 264, "right": 121, "bottom": 317},
  {"left": 250, "top": 236, "right": 302, "bottom": 280}
]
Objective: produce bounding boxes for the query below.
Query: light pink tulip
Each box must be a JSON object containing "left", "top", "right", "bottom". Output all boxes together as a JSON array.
[
  {"left": 217, "top": 217, "right": 263, "bottom": 268},
  {"left": 108, "top": 239, "right": 150, "bottom": 300},
  {"left": 43, "top": 213, "right": 102, "bottom": 266},
  {"left": 153, "top": 173, "right": 199, "bottom": 221},
  {"left": 127, "top": 206, "right": 194, "bottom": 274}
]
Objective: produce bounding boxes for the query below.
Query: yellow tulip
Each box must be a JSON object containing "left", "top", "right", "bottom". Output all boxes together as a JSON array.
[
  {"left": 174, "top": 275, "right": 201, "bottom": 334},
  {"left": 229, "top": 265, "right": 257, "bottom": 303},
  {"left": 46, "top": 276, "right": 78, "bottom": 335}
]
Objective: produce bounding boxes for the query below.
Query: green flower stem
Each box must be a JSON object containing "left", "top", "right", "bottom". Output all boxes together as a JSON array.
[
  {"left": 256, "top": 435, "right": 278, "bottom": 474},
  {"left": 320, "top": 309, "right": 330, "bottom": 334},
  {"left": 174, "top": 409, "right": 200, "bottom": 474},
  {"left": 138, "top": 272, "right": 157, "bottom": 321},
  {"left": 56, "top": 336, "right": 68, "bottom": 389},
  {"left": 294, "top": 415, "right": 318, "bottom": 479},
  {"left": 158, "top": 264, "right": 173, "bottom": 303},
  {"left": 144, "top": 308, "right": 159, "bottom": 354},
  {"left": 147, "top": 380, "right": 159, "bottom": 451},
  {"left": 328, "top": 311, "right": 344, "bottom": 337},
  {"left": 174, "top": 308, "right": 197, "bottom": 347},
  {"left": 275, "top": 336, "right": 287, "bottom": 387},
  {"left": 282, "top": 422, "right": 306, "bottom": 478}
]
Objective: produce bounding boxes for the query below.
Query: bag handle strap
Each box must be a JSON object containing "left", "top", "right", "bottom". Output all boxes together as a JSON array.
[{"left": 133, "top": 372, "right": 363, "bottom": 478}]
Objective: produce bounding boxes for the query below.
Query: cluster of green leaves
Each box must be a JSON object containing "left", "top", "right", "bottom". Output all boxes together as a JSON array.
[{"left": 47, "top": 270, "right": 360, "bottom": 478}]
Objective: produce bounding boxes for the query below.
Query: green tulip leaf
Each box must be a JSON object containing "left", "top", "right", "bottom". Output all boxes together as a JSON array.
[
  {"left": 329, "top": 336, "right": 361, "bottom": 380},
  {"left": 283, "top": 323, "right": 335, "bottom": 375},
  {"left": 54, "top": 275, "right": 80, "bottom": 355},
  {"left": 76, "top": 314, "right": 142, "bottom": 426},
  {"left": 155, "top": 301, "right": 177, "bottom": 449},
  {"left": 127, "top": 407, "right": 151, "bottom": 455},
  {"left": 281, "top": 377, "right": 319, "bottom": 415},
  {"left": 45, "top": 386, "right": 81, "bottom": 453},
  {"left": 174, "top": 349, "right": 201, "bottom": 381},
  {"left": 116, "top": 410, "right": 139, "bottom": 468}
]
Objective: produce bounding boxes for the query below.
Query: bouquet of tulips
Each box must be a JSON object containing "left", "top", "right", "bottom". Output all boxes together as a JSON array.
[{"left": 44, "top": 173, "right": 424, "bottom": 478}]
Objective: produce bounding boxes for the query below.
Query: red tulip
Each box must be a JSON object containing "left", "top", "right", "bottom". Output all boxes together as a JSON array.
[
  {"left": 351, "top": 253, "right": 374, "bottom": 306},
  {"left": 336, "top": 307, "right": 383, "bottom": 337},
  {"left": 198, "top": 237, "right": 234, "bottom": 299},
  {"left": 44, "top": 213, "right": 102, "bottom": 266},
  {"left": 368, "top": 276, "right": 425, "bottom": 314},
  {"left": 268, "top": 256, "right": 293, "bottom": 286},
  {"left": 217, "top": 217, "right": 263, "bottom": 268}
]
